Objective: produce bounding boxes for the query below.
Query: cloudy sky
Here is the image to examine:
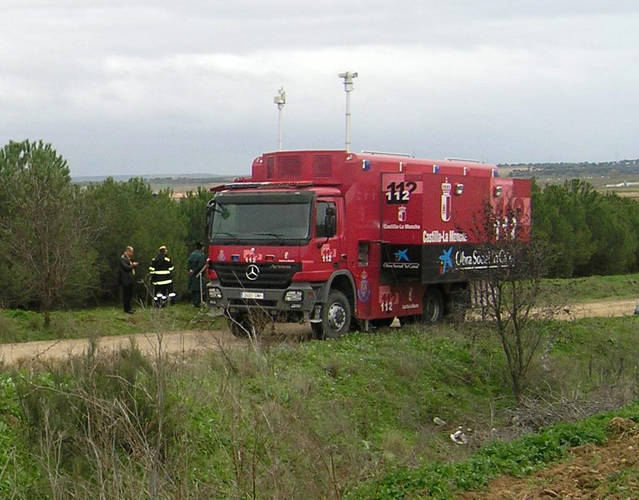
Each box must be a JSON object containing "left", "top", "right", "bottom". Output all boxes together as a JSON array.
[{"left": 1, "top": 1, "right": 638, "bottom": 177}]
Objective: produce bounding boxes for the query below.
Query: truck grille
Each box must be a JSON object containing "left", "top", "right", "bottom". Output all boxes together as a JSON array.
[{"left": 212, "top": 262, "right": 301, "bottom": 289}]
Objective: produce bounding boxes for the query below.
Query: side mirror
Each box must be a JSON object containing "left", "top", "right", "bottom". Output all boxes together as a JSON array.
[
  {"left": 206, "top": 199, "right": 215, "bottom": 228},
  {"left": 207, "top": 199, "right": 230, "bottom": 219},
  {"left": 324, "top": 206, "right": 336, "bottom": 237}
]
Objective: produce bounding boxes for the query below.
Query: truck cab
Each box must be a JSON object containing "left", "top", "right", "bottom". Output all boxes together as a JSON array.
[{"left": 207, "top": 183, "right": 352, "bottom": 338}]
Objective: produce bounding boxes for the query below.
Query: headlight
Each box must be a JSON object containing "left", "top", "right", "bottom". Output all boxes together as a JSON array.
[
  {"left": 284, "top": 290, "right": 303, "bottom": 302},
  {"left": 208, "top": 287, "right": 222, "bottom": 299}
]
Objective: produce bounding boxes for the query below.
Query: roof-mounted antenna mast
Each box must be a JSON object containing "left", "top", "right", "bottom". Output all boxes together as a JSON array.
[
  {"left": 273, "top": 87, "right": 286, "bottom": 151},
  {"left": 338, "top": 71, "right": 358, "bottom": 153}
]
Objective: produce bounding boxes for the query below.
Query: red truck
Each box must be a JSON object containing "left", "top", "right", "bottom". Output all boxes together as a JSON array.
[{"left": 206, "top": 150, "right": 531, "bottom": 338}]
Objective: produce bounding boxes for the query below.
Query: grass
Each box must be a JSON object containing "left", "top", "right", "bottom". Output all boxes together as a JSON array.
[
  {"left": 0, "top": 303, "right": 222, "bottom": 344},
  {"left": 1, "top": 276, "right": 639, "bottom": 497},
  {"left": 540, "top": 273, "right": 639, "bottom": 303},
  {"left": 1, "top": 315, "right": 638, "bottom": 497}
]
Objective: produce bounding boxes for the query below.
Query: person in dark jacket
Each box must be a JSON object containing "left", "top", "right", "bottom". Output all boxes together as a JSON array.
[
  {"left": 119, "top": 245, "right": 139, "bottom": 313},
  {"left": 149, "top": 245, "right": 175, "bottom": 307},
  {"left": 188, "top": 242, "right": 207, "bottom": 307}
]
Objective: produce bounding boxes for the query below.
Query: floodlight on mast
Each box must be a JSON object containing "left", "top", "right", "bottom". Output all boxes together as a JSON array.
[{"left": 338, "top": 71, "right": 358, "bottom": 152}]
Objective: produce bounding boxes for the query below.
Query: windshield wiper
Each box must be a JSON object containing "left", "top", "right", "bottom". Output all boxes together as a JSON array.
[
  {"left": 212, "top": 231, "right": 239, "bottom": 242},
  {"left": 255, "top": 232, "right": 286, "bottom": 241}
]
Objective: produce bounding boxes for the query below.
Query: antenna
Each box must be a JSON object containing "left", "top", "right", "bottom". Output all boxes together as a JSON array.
[
  {"left": 273, "top": 87, "right": 286, "bottom": 151},
  {"left": 338, "top": 71, "right": 358, "bottom": 152}
]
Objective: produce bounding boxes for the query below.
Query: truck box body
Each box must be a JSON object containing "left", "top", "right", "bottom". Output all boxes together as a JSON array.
[{"left": 207, "top": 150, "right": 531, "bottom": 334}]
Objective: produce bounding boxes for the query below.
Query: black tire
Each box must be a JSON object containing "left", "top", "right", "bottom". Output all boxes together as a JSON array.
[
  {"left": 422, "top": 288, "right": 444, "bottom": 323},
  {"left": 227, "top": 312, "right": 257, "bottom": 338},
  {"left": 319, "top": 290, "right": 351, "bottom": 339}
]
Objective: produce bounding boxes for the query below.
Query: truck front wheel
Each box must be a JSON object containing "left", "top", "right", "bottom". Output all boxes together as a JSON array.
[
  {"left": 227, "top": 312, "right": 256, "bottom": 338},
  {"left": 318, "top": 290, "right": 351, "bottom": 339}
]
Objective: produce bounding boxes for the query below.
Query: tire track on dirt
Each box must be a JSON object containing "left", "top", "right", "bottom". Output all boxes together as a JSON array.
[{"left": 1, "top": 299, "right": 636, "bottom": 366}]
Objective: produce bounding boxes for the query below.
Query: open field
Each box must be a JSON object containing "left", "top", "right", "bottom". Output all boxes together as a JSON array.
[
  {"left": 0, "top": 314, "right": 638, "bottom": 498},
  {"left": 1, "top": 275, "right": 638, "bottom": 497},
  {"left": 501, "top": 160, "right": 639, "bottom": 200}
]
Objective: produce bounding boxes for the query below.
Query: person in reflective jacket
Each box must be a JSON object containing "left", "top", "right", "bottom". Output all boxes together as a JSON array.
[{"left": 148, "top": 245, "right": 175, "bottom": 307}]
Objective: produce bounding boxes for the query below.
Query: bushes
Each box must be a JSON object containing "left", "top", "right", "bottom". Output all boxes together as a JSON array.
[
  {"left": 0, "top": 374, "right": 40, "bottom": 498},
  {"left": 16, "top": 340, "right": 182, "bottom": 498},
  {"left": 83, "top": 178, "right": 189, "bottom": 302},
  {"left": 0, "top": 139, "right": 212, "bottom": 315},
  {"left": 0, "top": 140, "right": 99, "bottom": 325},
  {"left": 533, "top": 179, "right": 639, "bottom": 277}
]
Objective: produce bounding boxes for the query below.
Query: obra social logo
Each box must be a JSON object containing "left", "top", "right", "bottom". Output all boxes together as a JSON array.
[
  {"left": 438, "top": 247, "right": 454, "bottom": 274},
  {"left": 394, "top": 249, "right": 410, "bottom": 262},
  {"left": 245, "top": 264, "right": 260, "bottom": 281}
]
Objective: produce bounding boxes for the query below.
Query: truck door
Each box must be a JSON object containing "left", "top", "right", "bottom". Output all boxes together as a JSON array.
[{"left": 314, "top": 198, "right": 343, "bottom": 270}]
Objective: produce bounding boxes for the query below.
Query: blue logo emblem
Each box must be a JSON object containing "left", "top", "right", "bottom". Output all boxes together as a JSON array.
[
  {"left": 438, "top": 247, "right": 454, "bottom": 274},
  {"left": 357, "top": 272, "right": 371, "bottom": 302},
  {"left": 394, "top": 248, "right": 410, "bottom": 262}
]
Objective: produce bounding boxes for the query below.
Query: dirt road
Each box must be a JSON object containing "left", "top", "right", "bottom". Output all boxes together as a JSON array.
[
  {"left": 0, "top": 329, "right": 237, "bottom": 366},
  {"left": 0, "top": 298, "right": 636, "bottom": 366},
  {"left": 0, "top": 323, "right": 314, "bottom": 366},
  {"left": 557, "top": 298, "right": 638, "bottom": 319}
]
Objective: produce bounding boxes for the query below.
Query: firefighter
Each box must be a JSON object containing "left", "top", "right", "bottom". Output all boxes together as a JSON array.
[
  {"left": 149, "top": 245, "right": 175, "bottom": 307},
  {"left": 188, "top": 242, "right": 207, "bottom": 307}
]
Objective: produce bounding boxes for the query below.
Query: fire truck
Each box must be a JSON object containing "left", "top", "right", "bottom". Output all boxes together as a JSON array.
[{"left": 206, "top": 150, "right": 531, "bottom": 338}]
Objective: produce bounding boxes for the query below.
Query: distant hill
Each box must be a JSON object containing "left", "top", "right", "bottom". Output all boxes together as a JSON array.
[
  {"left": 502, "top": 159, "right": 639, "bottom": 178},
  {"left": 72, "top": 173, "right": 237, "bottom": 185}
]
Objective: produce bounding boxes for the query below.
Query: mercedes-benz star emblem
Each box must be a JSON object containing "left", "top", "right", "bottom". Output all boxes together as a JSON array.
[{"left": 245, "top": 264, "right": 260, "bottom": 281}]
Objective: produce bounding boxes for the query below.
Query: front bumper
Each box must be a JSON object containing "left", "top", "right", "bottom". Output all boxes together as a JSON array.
[{"left": 206, "top": 281, "right": 319, "bottom": 313}]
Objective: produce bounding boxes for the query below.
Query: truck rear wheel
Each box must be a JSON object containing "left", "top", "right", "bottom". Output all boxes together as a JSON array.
[
  {"left": 423, "top": 288, "right": 444, "bottom": 323},
  {"left": 318, "top": 290, "right": 351, "bottom": 339}
]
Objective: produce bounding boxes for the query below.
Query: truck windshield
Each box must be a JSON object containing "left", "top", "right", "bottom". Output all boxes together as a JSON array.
[{"left": 210, "top": 192, "right": 312, "bottom": 244}]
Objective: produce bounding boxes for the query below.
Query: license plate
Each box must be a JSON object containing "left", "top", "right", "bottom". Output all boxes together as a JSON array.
[{"left": 241, "top": 291, "right": 264, "bottom": 300}]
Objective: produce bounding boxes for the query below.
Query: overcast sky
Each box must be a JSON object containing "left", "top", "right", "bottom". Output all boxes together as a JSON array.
[{"left": 1, "top": 1, "right": 638, "bottom": 177}]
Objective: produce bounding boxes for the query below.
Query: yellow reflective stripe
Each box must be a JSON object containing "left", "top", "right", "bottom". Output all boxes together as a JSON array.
[
  {"left": 149, "top": 266, "right": 156, "bottom": 271},
  {"left": 152, "top": 270, "right": 171, "bottom": 275},
  {"left": 168, "top": 266, "right": 174, "bottom": 272},
  {"left": 154, "top": 279, "right": 173, "bottom": 285}
]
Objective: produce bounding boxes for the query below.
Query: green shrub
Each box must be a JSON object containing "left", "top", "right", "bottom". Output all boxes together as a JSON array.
[
  {"left": 348, "top": 401, "right": 639, "bottom": 499},
  {"left": 15, "top": 341, "right": 182, "bottom": 497}
]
